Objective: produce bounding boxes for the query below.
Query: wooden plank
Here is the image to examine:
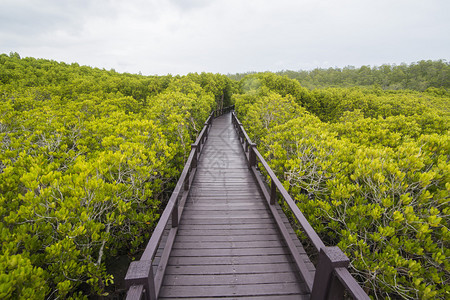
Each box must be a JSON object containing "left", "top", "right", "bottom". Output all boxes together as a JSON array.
[
  {"left": 191, "top": 181, "right": 259, "bottom": 189},
  {"left": 188, "top": 186, "right": 263, "bottom": 191},
  {"left": 167, "top": 255, "right": 293, "bottom": 266},
  {"left": 197, "top": 160, "right": 248, "bottom": 164},
  {"left": 181, "top": 214, "right": 272, "bottom": 220},
  {"left": 186, "top": 196, "right": 264, "bottom": 200},
  {"left": 172, "top": 240, "right": 307, "bottom": 254},
  {"left": 186, "top": 194, "right": 264, "bottom": 198},
  {"left": 174, "top": 234, "right": 281, "bottom": 242},
  {"left": 163, "top": 272, "right": 299, "bottom": 286},
  {"left": 177, "top": 223, "right": 277, "bottom": 230},
  {"left": 192, "top": 178, "right": 257, "bottom": 183},
  {"left": 183, "top": 206, "right": 268, "bottom": 211},
  {"left": 172, "top": 240, "right": 285, "bottom": 249},
  {"left": 183, "top": 204, "right": 267, "bottom": 210},
  {"left": 159, "top": 282, "right": 307, "bottom": 298},
  {"left": 194, "top": 171, "right": 251, "bottom": 176},
  {"left": 169, "top": 247, "right": 290, "bottom": 257},
  {"left": 189, "top": 168, "right": 251, "bottom": 172},
  {"left": 195, "top": 166, "right": 250, "bottom": 170},
  {"left": 182, "top": 205, "right": 267, "bottom": 210},
  {"left": 193, "top": 178, "right": 254, "bottom": 182},
  {"left": 184, "top": 205, "right": 268, "bottom": 210},
  {"left": 196, "top": 166, "right": 250, "bottom": 170},
  {"left": 182, "top": 209, "right": 269, "bottom": 215},
  {"left": 181, "top": 216, "right": 273, "bottom": 222},
  {"left": 176, "top": 228, "right": 280, "bottom": 235},
  {"left": 165, "top": 262, "right": 298, "bottom": 275},
  {"left": 180, "top": 215, "right": 273, "bottom": 220},
  {"left": 161, "top": 296, "right": 309, "bottom": 300},
  {"left": 185, "top": 197, "right": 265, "bottom": 202},
  {"left": 187, "top": 190, "right": 262, "bottom": 195},
  {"left": 179, "top": 218, "right": 275, "bottom": 225}
]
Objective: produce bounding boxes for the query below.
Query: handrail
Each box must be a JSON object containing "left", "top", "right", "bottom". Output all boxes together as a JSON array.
[
  {"left": 124, "top": 105, "right": 234, "bottom": 300},
  {"left": 231, "top": 114, "right": 325, "bottom": 251},
  {"left": 231, "top": 112, "right": 369, "bottom": 300},
  {"left": 335, "top": 267, "right": 370, "bottom": 299}
]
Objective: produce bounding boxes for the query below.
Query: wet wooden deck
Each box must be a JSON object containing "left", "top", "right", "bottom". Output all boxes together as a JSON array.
[{"left": 158, "top": 113, "right": 314, "bottom": 299}]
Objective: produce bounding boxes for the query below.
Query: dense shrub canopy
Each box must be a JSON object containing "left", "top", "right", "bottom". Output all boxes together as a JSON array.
[
  {"left": 0, "top": 53, "right": 237, "bottom": 299},
  {"left": 234, "top": 73, "right": 449, "bottom": 299},
  {"left": 1, "top": 53, "right": 448, "bottom": 299}
]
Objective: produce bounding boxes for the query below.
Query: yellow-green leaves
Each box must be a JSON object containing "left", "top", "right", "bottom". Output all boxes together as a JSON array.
[
  {"left": 0, "top": 57, "right": 232, "bottom": 298},
  {"left": 0, "top": 253, "right": 48, "bottom": 299},
  {"left": 235, "top": 73, "right": 449, "bottom": 300}
]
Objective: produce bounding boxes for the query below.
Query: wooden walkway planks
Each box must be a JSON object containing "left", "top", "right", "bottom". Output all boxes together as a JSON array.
[{"left": 158, "top": 113, "right": 313, "bottom": 299}]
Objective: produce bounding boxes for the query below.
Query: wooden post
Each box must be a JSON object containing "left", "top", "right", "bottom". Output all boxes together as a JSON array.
[
  {"left": 270, "top": 178, "right": 277, "bottom": 205},
  {"left": 239, "top": 125, "right": 244, "bottom": 144},
  {"left": 204, "top": 122, "right": 209, "bottom": 136},
  {"left": 184, "top": 168, "right": 190, "bottom": 191},
  {"left": 125, "top": 260, "right": 156, "bottom": 300},
  {"left": 191, "top": 144, "right": 198, "bottom": 168},
  {"left": 172, "top": 196, "right": 179, "bottom": 228},
  {"left": 311, "top": 247, "right": 350, "bottom": 300},
  {"left": 248, "top": 143, "right": 256, "bottom": 169}
]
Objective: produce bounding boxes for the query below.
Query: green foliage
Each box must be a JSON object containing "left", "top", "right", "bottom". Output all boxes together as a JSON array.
[
  {"left": 234, "top": 87, "right": 305, "bottom": 144},
  {"left": 0, "top": 54, "right": 235, "bottom": 299},
  {"left": 234, "top": 74, "right": 450, "bottom": 299},
  {"left": 2, "top": 52, "right": 448, "bottom": 299}
]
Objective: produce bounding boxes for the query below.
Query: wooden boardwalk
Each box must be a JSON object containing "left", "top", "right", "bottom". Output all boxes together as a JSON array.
[
  {"left": 125, "top": 109, "right": 369, "bottom": 300},
  {"left": 158, "top": 113, "right": 314, "bottom": 299}
]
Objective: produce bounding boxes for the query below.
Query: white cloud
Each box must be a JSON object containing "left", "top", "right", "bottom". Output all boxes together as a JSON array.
[{"left": 1, "top": 0, "right": 449, "bottom": 74}]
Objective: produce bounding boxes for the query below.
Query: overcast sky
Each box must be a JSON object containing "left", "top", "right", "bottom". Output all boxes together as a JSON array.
[{"left": 1, "top": 0, "right": 449, "bottom": 75}]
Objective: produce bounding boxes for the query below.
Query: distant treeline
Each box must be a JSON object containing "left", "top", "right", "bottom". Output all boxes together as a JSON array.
[{"left": 229, "top": 60, "right": 450, "bottom": 91}]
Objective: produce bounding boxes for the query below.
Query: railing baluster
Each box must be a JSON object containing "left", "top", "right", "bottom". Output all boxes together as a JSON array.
[
  {"left": 248, "top": 143, "right": 256, "bottom": 169},
  {"left": 191, "top": 144, "right": 198, "bottom": 168},
  {"left": 184, "top": 168, "right": 190, "bottom": 191},
  {"left": 239, "top": 125, "right": 244, "bottom": 143},
  {"left": 270, "top": 178, "right": 277, "bottom": 205},
  {"left": 172, "top": 196, "right": 179, "bottom": 228},
  {"left": 204, "top": 122, "right": 209, "bottom": 137}
]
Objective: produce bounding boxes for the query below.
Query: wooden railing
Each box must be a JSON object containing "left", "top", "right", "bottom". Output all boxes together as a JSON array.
[
  {"left": 231, "top": 112, "right": 370, "bottom": 300},
  {"left": 124, "top": 106, "right": 234, "bottom": 300}
]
